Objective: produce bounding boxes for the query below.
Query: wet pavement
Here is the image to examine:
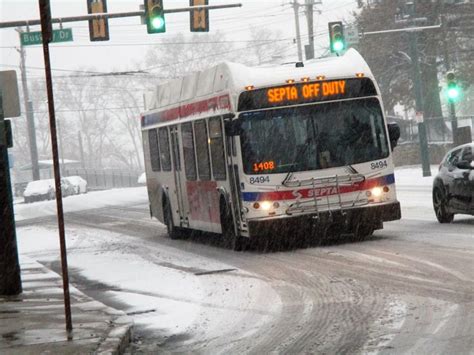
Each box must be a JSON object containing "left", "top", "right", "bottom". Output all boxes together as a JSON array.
[{"left": 0, "top": 256, "right": 132, "bottom": 354}]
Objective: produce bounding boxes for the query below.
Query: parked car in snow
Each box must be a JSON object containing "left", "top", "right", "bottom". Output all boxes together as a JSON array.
[
  {"left": 23, "top": 178, "right": 79, "bottom": 203},
  {"left": 433, "top": 143, "right": 474, "bottom": 223},
  {"left": 64, "top": 176, "right": 88, "bottom": 194},
  {"left": 23, "top": 179, "right": 55, "bottom": 203},
  {"left": 61, "top": 178, "right": 76, "bottom": 197}
]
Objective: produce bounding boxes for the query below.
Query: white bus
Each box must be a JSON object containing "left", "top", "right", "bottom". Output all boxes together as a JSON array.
[{"left": 141, "top": 49, "right": 401, "bottom": 250}]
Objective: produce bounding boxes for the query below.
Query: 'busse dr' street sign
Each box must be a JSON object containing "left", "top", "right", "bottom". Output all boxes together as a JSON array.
[{"left": 20, "top": 28, "right": 73, "bottom": 46}]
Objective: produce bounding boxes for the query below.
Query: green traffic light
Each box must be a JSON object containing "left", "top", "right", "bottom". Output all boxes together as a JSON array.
[
  {"left": 151, "top": 16, "right": 165, "bottom": 30},
  {"left": 447, "top": 87, "right": 460, "bottom": 101},
  {"left": 333, "top": 40, "right": 344, "bottom": 52}
]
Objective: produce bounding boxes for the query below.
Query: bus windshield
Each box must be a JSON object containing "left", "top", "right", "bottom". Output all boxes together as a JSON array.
[{"left": 240, "top": 98, "right": 389, "bottom": 175}]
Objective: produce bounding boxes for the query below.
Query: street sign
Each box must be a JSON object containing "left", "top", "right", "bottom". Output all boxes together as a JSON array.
[
  {"left": 20, "top": 28, "right": 73, "bottom": 46},
  {"left": 345, "top": 25, "right": 359, "bottom": 47},
  {"left": 415, "top": 111, "right": 424, "bottom": 123}
]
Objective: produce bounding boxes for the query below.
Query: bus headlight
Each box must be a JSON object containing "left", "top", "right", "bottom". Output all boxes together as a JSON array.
[
  {"left": 260, "top": 201, "right": 272, "bottom": 210},
  {"left": 371, "top": 186, "right": 383, "bottom": 197}
]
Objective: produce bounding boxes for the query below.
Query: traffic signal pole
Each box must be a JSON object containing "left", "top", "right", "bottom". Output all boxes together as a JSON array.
[
  {"left": 0, "top": 4, "right": 242, "bottom": 29},
  {"left": 408, "top": 31, "right": 431, "bottom": 177},
  {"left": 361, "top": 23, "right": 438, "bottom": 177},
  {"left": 449, "top": 101, "right": 458, "bottom": 144},
  {"left": 0, "top": 94, "right": 22, "bottom": 296}
]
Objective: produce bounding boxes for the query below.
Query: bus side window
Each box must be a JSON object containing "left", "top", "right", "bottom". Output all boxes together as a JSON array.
[
  {"left": 209, "top": 117, "right": 227, "bottom": 180},
  {"left": 181, "top": 123, "right": 197, "bottom": 180},
  {"left": 148, "top": 129, "right": 161, "bottom": 172},
  {"left": 158, "top": 127, "right": 172, "bottom": 171},
  {"left": 194, "top": 120, "right": 211, "bottom": 180}
]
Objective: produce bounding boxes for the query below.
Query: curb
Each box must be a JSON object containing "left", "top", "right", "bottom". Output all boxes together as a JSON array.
[{"left": 96, "top": 315, "right": 133, "bottom": 354}]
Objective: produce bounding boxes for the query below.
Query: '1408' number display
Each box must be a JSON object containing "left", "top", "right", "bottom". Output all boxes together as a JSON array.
[{"left": 253, "top": 161, "right": 275, "bottom": 172}]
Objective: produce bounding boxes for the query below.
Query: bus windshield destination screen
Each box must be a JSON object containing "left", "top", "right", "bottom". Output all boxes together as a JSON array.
[{"left": 238, "top": 78, "right": 377, "bottom": 111}]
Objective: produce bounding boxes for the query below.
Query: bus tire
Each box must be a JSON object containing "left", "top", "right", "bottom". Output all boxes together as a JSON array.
[
  {"left": 164, "top": 199, "right": 180, "bottom": 240},
  {"left": 353, "top": 222, "right": 374, "bottom": 241},
  {"left": 220, "top": 200, "right": 242, "bottom": 251}
]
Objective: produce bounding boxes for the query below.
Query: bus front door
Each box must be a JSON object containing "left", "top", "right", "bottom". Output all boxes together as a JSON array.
[{"left": 170, "top": 125, "right": 188, "bottom": 228}]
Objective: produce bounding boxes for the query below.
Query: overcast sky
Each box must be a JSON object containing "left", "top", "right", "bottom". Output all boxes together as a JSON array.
[{"left": 0, "top": 0, "right": 357, "bottom": 78}]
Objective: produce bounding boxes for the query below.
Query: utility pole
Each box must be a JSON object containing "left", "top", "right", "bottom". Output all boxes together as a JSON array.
[
  {"left": 408, "top": 30, "right": 431, "bottom": 177},
  {"left": 304, "top": 0, "right": 321, "bottom": 60},
  {"left": 406, "top": 0, "right": 431, "bottom": 177},
  {"left": 305, "top": 0, "right": 314, "bottom": 59},
  {"left": 78, "top": 131, "right": 85, "bottom": 169},
  {"left": 384, "top": 0, "right": 431, "bottom": 177},
  {"left": 16, "top": 29, "right": 40, "bottom": 181},
  {"left": 291, "top": 1, "right": 303, "bottom": 61}
]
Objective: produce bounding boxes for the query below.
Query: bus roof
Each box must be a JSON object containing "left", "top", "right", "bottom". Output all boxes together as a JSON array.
[{"left": 142, "top": 49, "right": 374, "bottom": 127}]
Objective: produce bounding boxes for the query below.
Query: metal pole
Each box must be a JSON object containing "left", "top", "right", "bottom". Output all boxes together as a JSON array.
[
  {"left": 0, "top": 4, "right": 243, "bottom": 28},
  {"left": 0, "top": 95, "right": 22, "bottom": 296},
  {"left": 16, "top": 31, "right": 40, "bottom": 181},
  {"left": 38, "top": 0, "right": 72, "bottom": 334},
  {"left": 408, "top": 30, "right": 431, "bottom": 177},
  {"left": 449, "top": 101, "right": 457, "bottom": 145},
  {"left": 305, "top": 0, "right": 314, "bottom": 60},
  {"left": 78, "top": 131, "right": 85, "bottom": 169},
  {"left": 57, "top": 116, "right": 65, "bottom": 175},
  {"left": 292, "top": 1, "right": 303, "bottom": 61}
]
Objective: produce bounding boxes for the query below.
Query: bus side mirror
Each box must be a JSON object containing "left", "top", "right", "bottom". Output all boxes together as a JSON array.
[
  {"left": 224, "top": 118, "right": 241, "bottom": 136},
  {"left": 387, "top": 122, "right": 400, "bottom": 151}
]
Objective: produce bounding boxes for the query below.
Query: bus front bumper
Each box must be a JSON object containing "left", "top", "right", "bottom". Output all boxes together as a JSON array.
[{"left": 246, "top": 201, "right": 401, "bottom": 238}]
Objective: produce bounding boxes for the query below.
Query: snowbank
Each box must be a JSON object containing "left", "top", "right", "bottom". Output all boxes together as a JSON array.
[{"left": 14, "top": 187, "right": 148, "bottom": 221}]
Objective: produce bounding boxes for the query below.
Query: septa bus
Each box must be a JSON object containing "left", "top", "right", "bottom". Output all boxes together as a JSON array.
[{"left": 141, "top": 49, "right": 401, "bottom": 250}]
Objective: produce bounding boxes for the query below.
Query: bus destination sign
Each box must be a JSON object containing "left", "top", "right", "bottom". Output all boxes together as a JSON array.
[
  {"left": 267, "top": 80, "right": 346, "bottom": 104},
  {"left": 238, "top": 77, "right": 377, "bottom": 112}
]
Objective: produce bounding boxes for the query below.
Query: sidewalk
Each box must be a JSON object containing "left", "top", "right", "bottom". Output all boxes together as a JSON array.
[{"left": 0, "top": 256, "right": 133, "bottom": 354}]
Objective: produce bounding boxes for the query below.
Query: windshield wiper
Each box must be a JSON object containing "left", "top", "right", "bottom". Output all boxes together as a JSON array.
[{"left": 281, "top": 138, "right": 314, "bottom": 185}]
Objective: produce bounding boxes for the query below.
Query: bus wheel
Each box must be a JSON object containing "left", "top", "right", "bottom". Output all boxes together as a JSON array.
[
  {"left": 353, "top": 222, "right": 374, "bottom": 241},
  {"left": 220, "top": 203, "right": 241, "bottom": 251},
  {"left": 164, "top": 200, "right": 180, "bottom": 240}
]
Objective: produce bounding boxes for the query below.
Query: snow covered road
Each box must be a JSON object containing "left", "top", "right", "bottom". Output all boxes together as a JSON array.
[{"left": 14, "top": 167, "right": 474, "bottom": 354}]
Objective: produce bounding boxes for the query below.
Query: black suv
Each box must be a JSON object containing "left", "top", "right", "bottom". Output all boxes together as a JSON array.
[{"left": 433, "top": 143, "right": 474, "bottom": 223}]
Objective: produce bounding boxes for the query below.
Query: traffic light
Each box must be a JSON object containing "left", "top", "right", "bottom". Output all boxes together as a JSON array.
[
  {"left": 446, "top": 71, "right": 460, "bottom": 103},
  {"left": 190, "top": 0, "right": 209, "bottom": 32},
  {"left": 87, "top": 0, "right": 109, "bottom": 41},
  {"left": 328, "top": 21, "right": 345, "bottom": 53},
  {"left": 145, "top": 0, "right": 166, "bottom": 34}
]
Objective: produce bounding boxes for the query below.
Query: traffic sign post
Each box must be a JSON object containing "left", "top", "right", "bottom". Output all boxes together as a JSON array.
[
  {"left": 0, "top": 75, "right": 22, "bottom": 296},
  {"left": 20, "top": 28, "right": 73, "bottom": 46}
]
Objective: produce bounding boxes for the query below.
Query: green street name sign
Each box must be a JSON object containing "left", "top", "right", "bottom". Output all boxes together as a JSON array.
[{"left": 21, "top": 28, "right": 73, "bottom": 46}]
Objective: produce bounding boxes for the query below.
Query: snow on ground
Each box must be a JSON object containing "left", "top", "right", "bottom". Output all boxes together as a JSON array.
[
  {"left": 17, "top": 225, "right": 281, "bottom": 337},
  {"left": 14, "top": 166, "right": 443, "bottom": 338},
  {"left": 394, "top": 165, "right": 437, "bottom": 187},
  {"left": 394, "top": 165, "right": 437, "bottom": 219},
  {"left": 14, "top": 187, "right": 148, "bottom": 221}
]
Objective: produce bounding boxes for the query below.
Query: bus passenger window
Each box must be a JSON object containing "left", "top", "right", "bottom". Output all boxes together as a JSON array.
[
  {"left": 194, "top": 120, "right": 211, "bottom": 180},
  {"left": 181, "top": 123, "right": 197, "bottom": 180},
  {"left": 209, "top": 117, "right": 226, "bottom": 180},
  {"left": 158, "top": 127, "right": 172, "bottom": 171},
  {"left": 148, "top": 129, "right": 161, "bottom": 172}
]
